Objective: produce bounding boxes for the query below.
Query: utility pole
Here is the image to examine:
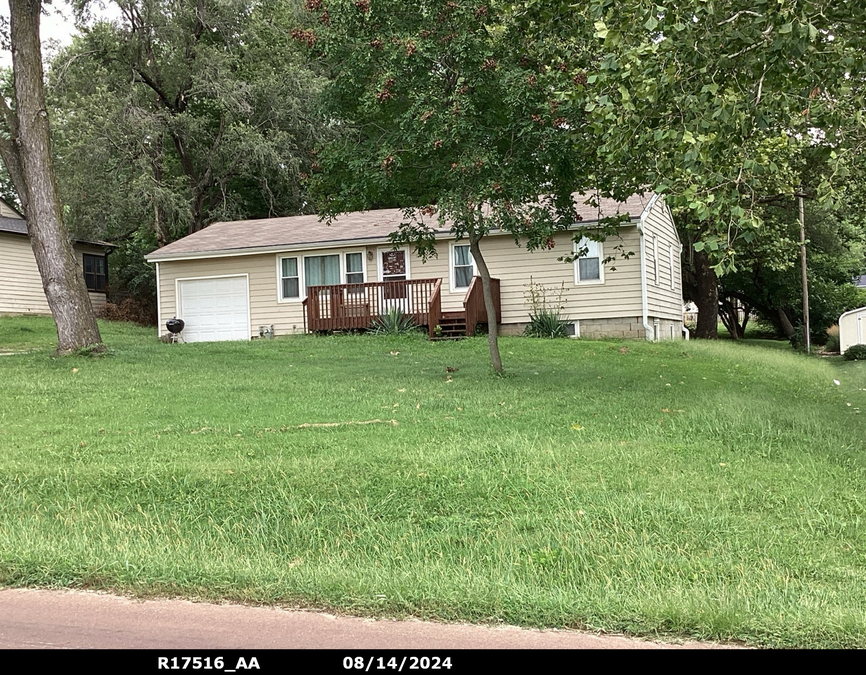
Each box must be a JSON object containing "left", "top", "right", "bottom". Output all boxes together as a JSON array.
[{"left": 798, "top": 186, "right": 810, "bottom": 354}]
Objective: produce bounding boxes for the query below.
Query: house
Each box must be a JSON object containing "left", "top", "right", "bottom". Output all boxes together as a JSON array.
[
  {"left": 145, "top": 193, "right": 685, "bottom": 342},
  {"left": 854, "top": 275, "right": 866, "bottom": 289},
  {"left": 0, "top": 198, "right": 111, "bottom": 315}
]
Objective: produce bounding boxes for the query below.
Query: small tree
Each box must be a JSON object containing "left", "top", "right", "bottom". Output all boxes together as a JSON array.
[{"left": 303, "top": 0, "right": 597, "bottom": 373}]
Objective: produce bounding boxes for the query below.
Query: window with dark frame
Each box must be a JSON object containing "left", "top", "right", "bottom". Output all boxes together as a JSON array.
[{"left": 83, "top": 254, "right": 107, "bottom": 292}]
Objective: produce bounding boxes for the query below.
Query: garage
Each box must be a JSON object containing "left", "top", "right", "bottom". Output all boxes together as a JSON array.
[{"left": 177, "top": 275, "right": 250, "bottom": 342}]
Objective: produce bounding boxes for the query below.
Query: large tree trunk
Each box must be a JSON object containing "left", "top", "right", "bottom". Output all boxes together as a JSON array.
[
  {"left": 691, "top": 249, "right": 719, "bottom": 339},
  {"left": 9, "top": 0, "right": 103, "bottom": 354},
  {"left": 468, "top": 233, "right": 503, "bottom": 375},
  {"left": 777, "top": 308, "right": 797, "bottom": 340}
]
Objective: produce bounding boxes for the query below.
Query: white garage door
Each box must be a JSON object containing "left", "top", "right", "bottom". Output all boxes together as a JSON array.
[{"left": 179, "top": 276, "right": 250, "bottom": 342}]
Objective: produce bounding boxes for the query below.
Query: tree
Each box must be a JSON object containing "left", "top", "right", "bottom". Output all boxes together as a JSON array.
[
  {"left": 719, "top": 194, "right": 866, "bottom": 344},
  {"left": 302, "top": 0, "right": 598, "bottom": 374},
  {"left": 520, "top": 1, "right": 866, "bottom": 337},
  {"left": 44, "top": 0, "right": 328, "bottom": 309},
  {"left": 0, "top": 0, "right": 103, "bottom": 354},
  {"left": 54, "top": 0, "right": 327, "bottom": 236}
]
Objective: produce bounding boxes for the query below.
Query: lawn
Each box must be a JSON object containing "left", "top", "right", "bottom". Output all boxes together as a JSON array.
[{"left": 1, "top": 316, "right": 865, "bottom": 647}]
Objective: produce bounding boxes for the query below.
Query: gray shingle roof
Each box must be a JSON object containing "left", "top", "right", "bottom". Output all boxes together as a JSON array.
[
  {"left": 147, "top": 193, "right": 654, "bottom": 261},
  {"left": 0, "top": 215, "right": 28, "bottom": 235},
  {"left": 0, "top": 216, "right": 114, "bottom": 248}
]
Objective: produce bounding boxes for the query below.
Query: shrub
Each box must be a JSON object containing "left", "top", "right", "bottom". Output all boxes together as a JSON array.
[
  {"left": 99, "top": 297, "right": 157, "bottom": 326},
  {"left": 843, "top": 344, "right": 866, "bottom": 361},
  {"left": 525, "top": 311, "right": 570, "bottom": 338},
  {"left": 372, "top": 308, "right": 418, "bottom": 335},
  {"left": 523, "top": 277, "right": 570, "bottom": 338},
  {"left": 825, "top": 325, "right": 840, "bottom": 353}
]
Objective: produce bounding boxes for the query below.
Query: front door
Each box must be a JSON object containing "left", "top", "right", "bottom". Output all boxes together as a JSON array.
[{"left": 378, "top": 248, "right": 411, "bottom": 313}]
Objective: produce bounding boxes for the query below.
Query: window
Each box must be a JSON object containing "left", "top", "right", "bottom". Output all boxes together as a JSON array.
[
  {"left": 345, "top": 252, "right": 364, "bottom": 285},
  {"left": 83, "top": 254, "right": 107, "bottom": 292},
  {"left": 304, "top": 254, "right": 340, "bottom": 291},
  {"left": 573, "top": 237, "right": 602, "bottom": 283},
  {"left": 280, "top": 257, "right": 300, "bottom": 299},
  {"left": 452, "top": 244, "right": 475, "bottom": 289},
  {"left": 280, "top": 252, "right": 366, "bottom": 300}
]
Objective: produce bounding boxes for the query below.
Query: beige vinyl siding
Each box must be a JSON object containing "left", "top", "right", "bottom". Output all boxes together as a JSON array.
[
  {"left": 0, "top": 232, "right": 52, "bottom": 314},
  {"left": 453, "top": 228, "right": 644, "bottom": 323},
  {"left": 641, "top": 200, "right": 683, "bottom": 321},
  {"left": 0, "top": 201, "right": 21, "bottom": 219},
  {"left": 0, "top": 233, "right": 109, "bottom": 315},
  {"left": 157, "top": 227, "right": 648, "bottom": 335},
  {"left": 159, "top": 245, "right": 384, "bottom": 336}
]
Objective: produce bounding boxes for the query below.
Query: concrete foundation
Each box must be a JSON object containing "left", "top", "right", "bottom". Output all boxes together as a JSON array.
[{"left": 497, "top": 316, "right": 684, "bottom": 340}]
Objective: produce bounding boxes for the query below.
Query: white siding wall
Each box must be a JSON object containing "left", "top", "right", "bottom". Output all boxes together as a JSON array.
[
  {"left": 641, "top": 199, "right": 683, "bottom": 321},
  {"left": 839, "top": 307, "right": 866, "bottom": 353},
  {"left": 0, "top": 232, "right": 108, "bottom": 315}
]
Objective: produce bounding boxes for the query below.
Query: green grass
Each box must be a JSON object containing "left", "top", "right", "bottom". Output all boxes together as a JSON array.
[{"left": 1, "top": 316, "right": 865, "bottom": 647}]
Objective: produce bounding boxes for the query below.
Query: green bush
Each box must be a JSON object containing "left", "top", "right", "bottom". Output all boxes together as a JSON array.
[
  {"left": 824, "top": 325, "right": 840, "bottom": 353},
  {"left": 372, "top": 308, "right": 419, "bottom": 335},
  {"left": 525, "top": 311, "right": 570, "bottom": 338},
  {"left": 843, "top": 344, "right": 866, "bottom": 361},
  {"left": 523, "top": 277, "right": 569, "bottom": 338}
]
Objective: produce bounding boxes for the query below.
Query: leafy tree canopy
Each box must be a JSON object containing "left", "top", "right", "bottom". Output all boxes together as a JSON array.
[
  {"left": 50, "top": 0, "right": 328, "bottom": 236},
  {"left": 303, "top": 0, "right": 609, "bottom": 372}
]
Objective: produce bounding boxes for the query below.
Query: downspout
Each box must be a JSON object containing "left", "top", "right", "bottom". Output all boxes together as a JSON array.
[
  {"left": 155, "top": 261, "right": 162, "bottom": 339},
  {"left": 638, "top": 195, "right": 658, "bottom": 342}
]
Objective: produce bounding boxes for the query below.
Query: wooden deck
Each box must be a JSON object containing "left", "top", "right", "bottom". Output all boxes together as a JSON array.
[{"left": 302, "top": 277, "right": 500, "bottom": 338}]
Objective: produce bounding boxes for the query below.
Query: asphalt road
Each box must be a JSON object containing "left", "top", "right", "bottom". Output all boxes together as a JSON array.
[{"left": 0, "top": 587, "right": 734, "bottom": 650}]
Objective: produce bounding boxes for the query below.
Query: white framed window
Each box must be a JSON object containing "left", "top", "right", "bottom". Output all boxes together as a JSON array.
[
  {"left": 573, "top": 237, "right": 603, "bottom": 284},
  {"left": 279, "top": 251, "right": 367, "bottom": 301},
  {"left": 279, "top": 257, "right": 300, "bottom": 300},
  {"left": 451, "top": 243, "right": 476, "bottom": 291},
  {"left": 304, "top": 254, "right": 341, "bottom": 291},
  {"left": 668, "top": 245, "right": 676, "bottom": 290},
  {"left": 345, "top": 251, "right": 365, "bottom": 285}
]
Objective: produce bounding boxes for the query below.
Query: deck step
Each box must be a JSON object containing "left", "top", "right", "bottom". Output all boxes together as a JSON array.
[{"left": 431, "top": 312, "right": 467, "bottom": 340}]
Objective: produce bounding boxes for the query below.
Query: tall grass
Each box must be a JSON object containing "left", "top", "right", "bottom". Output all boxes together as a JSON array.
[{"left": 1, "top": 317, "right": 865, "bottom": 647}]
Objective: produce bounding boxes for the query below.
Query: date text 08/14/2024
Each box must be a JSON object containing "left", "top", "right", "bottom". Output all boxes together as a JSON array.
[{"left": 156, "top": 656, "right": 453, "bottom": 672}]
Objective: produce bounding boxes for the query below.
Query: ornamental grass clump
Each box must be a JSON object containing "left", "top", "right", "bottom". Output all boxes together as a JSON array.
[
  {"left": 372, "top": 308, "right": 419, "bottom": 336},
  {"left": 523, "top": 277, "right": 570, "bottom": 338}
]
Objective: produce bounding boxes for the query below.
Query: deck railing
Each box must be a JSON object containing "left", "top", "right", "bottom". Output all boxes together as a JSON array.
[
  {"left": 463, "top": 276, "right": 501, "bottom": 336},
  {"left": 302, "top": 276, "right": 499, "bottom": 336},
  {"left": 303, "top": 278, "right": 441, "bottom": 332},
  {"left": 428, "top": 280, "right": 442, "bottom": 339}
]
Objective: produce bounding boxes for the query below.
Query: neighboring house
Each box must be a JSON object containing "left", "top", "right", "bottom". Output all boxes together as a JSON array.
[
  {"left": 146, "top": 193, "right": 685, "bottom": 343},
  {"left": 854, "top": 275, "right": 866, "bottom": 289},
  {"left": 0, "top": 199, "right": 111, "bottom": 316}
]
